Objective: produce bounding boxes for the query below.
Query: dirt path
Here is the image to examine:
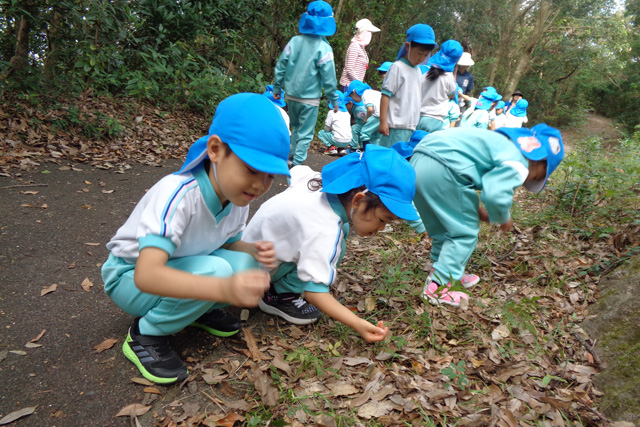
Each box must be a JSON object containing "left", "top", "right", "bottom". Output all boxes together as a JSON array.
[{"left": 561, "top": 112, "right": 624, "bottom": 147}]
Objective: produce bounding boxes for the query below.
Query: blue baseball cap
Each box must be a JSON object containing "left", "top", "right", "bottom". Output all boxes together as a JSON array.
[
  {"left": 345, "top": 80, "right": 370, "bottom": 97},
  {"left": 396, "top": 24, "right": 438, "bottom": 60},
  {"left": 495, "top": 123, "right": 564, "bottom": 193},
  {"left": 176, "top": 93, "right": 291, "bottom": 177},
  {"left": 321, "top": 145, "right": 419, "bottom": 221},
  {"left": 495, "top": 100, "right": 505, "bottom": 110},
  {"left": 475, "top": 88, "right": 502, "bottom": 110},
  {"left": 328, "top": 90, "right": 348, "bottom": 111},
  {"left": 377, "top": 61, "right": 393, "bottom": 72},
  {"left": 427, "top": 40, "right": 463, "bottom": 72},
  {"left": 390, "top": 130, "right": 428, "bottom": 158},
  {"left": 510, "top": 99, "right": 528, "bottom": 117},
  {"left": 299, "top": 1, "right": 336, "bottom": 37},
  {"left": 263, "top": 85, "right": 286, "bottom": 108}
]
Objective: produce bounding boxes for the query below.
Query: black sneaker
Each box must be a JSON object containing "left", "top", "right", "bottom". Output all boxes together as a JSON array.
[
  {"left": 259, "top": 288, "right": 322, "bottom": 325},
  {"left": 122, "top": 318, "right": 188, "bottom": 385},
  {"left": 190, "top": 309, "right": 242, "bottom": 337}
]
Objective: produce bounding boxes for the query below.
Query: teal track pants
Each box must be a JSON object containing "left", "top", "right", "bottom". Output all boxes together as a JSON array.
[{"left": 288, "top": 100, "right": 319, "bottom": 165}]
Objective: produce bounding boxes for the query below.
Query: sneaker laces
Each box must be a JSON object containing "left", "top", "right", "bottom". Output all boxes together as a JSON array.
[{"left": 291, "top": 297, "right": 306, "bottom": 308}]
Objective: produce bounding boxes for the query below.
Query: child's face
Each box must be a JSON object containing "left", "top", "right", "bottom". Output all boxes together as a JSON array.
[
  {"left": 207, "top": 136, "right": 275, "bottom": 207},
  {"left": 405, "top": 42, "right": 431, "bottom": 67},
  {"left": 525, "top": 160, "right": 547, "bottom": 183},
  {"left": 350, "top": 194, "right": 397, "bottom": 237},
  {"left": 350, "top": 92, "right": 362, "bottom": 103},
  {"left": 496, "top": 108, "right": 504, "bottom": 115}
]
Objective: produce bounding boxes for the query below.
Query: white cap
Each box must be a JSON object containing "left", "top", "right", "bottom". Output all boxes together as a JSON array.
[
  {"left": 457, "top": 52, "right": 475, "bottom": 67},
  {"left": 355, "top": 19, "right": 380, "bottom": 33}
]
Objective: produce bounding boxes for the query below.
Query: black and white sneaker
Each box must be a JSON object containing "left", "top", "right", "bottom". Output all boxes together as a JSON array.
[
  {"left": 190, "top": 309, "right": 242, "bottom": 337},
  {"left": 122, "top": 318, "right": 188, "bottom": 385},
  {"left": 259, "top": 287, "right": 322, "bottom": 325}
]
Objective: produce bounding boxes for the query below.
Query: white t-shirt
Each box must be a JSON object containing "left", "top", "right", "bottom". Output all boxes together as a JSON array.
[
  {"left": 382, "top": 59, "right": 422, "bottom": 130},
  {"left": 361, "top": 89, "right": 382, "bottom": 118},
  {"left": 420, "top": 72, "right": 457, "bottom": 120},
  {"left": 243, "top": 166, "right": 347, "bottom": 287},
  {"left": 277, "top": 106, "right": 291, "bottom": 135},
  {"left": 106, "top": 163, "right": 247, "bottom": 263},
  {"left": 493, "top": 113, "right": 508, "bottom": 129},
  {"left": 503, "top": 112, "right": 528, "bottom": 128},
  {"left": 324, "top": 110, "right": 353, "bottom": 143}
]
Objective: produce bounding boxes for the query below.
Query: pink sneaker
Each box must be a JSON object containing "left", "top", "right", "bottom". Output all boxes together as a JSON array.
[
  {"left": 428, "top": 269, "right": 480, "bottom": 289},
  {"left": 461, "top": 273, "right": 480, "bottom": 288},
  {"left": 421, "top": 281, "right": 469, "bottom": 307}
]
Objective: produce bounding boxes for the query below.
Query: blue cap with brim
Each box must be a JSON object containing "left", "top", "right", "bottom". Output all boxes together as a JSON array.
[
  {"left": 345, "top": 80, "right": 371, "bottom": 97},
  {"left": 495, "top": 123, "right": 564, "bottom": 193},
  {"left": 176, "top": 93, "right": 291, "bottom": 177},
  {"left": 495, "top": 100, "right": 505, "bottom": 110},
  {"left": 328, "top": 90, "right": 348, "bottom": 111},
  {"left": 343, "top": 95, "right": 362, "bottom": 107},
  {"left": 299, "top": 1, "right": 336, "bottom": 36},
  {"left": 377, "top": 61, "right": 393, "bottom": 72},
  {"left": 263, "top": 85, "right": 286, "bottom": 108},
  {"left": 510, "top": 99, "right": 528, "bottom": 117},
  {"left": 321, "top": 145, "right": 420, "bottom": 221},
  {"left": 475, "top": 88, "right": 502, "bottom": 110},
  {"left": 427, "top": 40, "right": 463, "bottom": 72},
  {"left": 396, "top": 24, "right": 438, "bottom": 61}
]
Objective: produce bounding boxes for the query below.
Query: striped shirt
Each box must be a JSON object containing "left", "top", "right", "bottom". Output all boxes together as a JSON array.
[{"left": 339, "top": 39, "right": 369, "bottom": 87}]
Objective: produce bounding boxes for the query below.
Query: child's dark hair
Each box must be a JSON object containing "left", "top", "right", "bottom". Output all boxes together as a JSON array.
[
  {"left": 426, "top": 67, "right": 446, "bottom": 81},
  {"left": 307, "top": 178, "right": 385, "bottom": 214},
  {"left": 410, "top": 41, "right": 435, "bottom": 51}
]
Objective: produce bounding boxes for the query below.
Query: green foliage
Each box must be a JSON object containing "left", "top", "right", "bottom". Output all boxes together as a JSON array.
[{"left": 441, "top": 360, "right": 469, "bottom": 390}]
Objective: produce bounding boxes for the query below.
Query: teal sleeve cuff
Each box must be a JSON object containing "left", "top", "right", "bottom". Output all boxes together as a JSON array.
[
  {"left": 225, "top": 232, "right": 242, "bottom": 245},
  {"left": 407, "top": 219, "right": 426, "bottom": 234},
  {"left": 138, "top": 235, "right": 176, "bottom": 257},
  {"left": 381, "top": 89, "right": 393, "bottom": 97},
  {"left": 303, "top": 281, "right": 331, "bottom": 293}
]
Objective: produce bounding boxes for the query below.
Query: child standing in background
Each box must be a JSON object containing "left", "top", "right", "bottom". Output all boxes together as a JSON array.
[
  {"left": 101, "top": 94, "right": 290, "bottom": 384},
  {"left": 272, "top": 1, "right": 339, "bottom": 166},
  {"left": 417, "top": 40, "right": 463, "bottom": 133},
  {"left": 263, "top": 84, "right": 290, "bottom": 135},
  {"left": 491, "top": 100, "right": 507, "bottom": 130},
  {"left": 378, "top": 24, "right": 437, "bottom": 147},
  {"left": 504, "top": 99, "right": 529, "bottom": 128},
  {"left": 318, "top": 90, "right": 355, "bottom": 155},
  {"left": 460, "top": 88, "right": 502, "bottom": 129},
  {"left": 243, "top": 145, "right": 420, "bottom": 340},
  {"left": 410, "top": 125, "right": 564, "bottom": 306}
]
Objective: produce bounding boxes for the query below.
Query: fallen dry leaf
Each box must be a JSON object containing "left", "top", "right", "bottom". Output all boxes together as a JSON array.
[
  {"left": 41, "top": 284, "right": 57, "bottom": 296},
  {"left": 81, "top": 278, "right": 93, "bottom": 292},
  {"left": 20, "top": 203, "right": 47, "bottom": 209},
  {"left": 143, "top": 387, "right": 162, "bottom": 394},
  {"left": 114, "top": 403, "right": 151, "bottom": 417},
  {"left": 0, "top": 406, "right": 37, "bottom": 425},
  {"left": 242, "top": 327, "right": 262, "bottom": 361},
  {"left": 31, "top": 329, "right": 46, "bottom": 343},
  {"left": 131, "top": 377, "right": 155, "bottom": 386},
  {"left": 94, "top": 338, "right": 118, "bottom": 353}
]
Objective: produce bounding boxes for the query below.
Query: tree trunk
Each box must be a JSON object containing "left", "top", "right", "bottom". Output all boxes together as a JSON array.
[
  {"left": 44, "top": 7, "right": 64, "bottom": 82},
  {"left": 8, "top": 14, "right": 31, "bottom": 76},
  {"left": 503, "top": 0, "right": 558, "bottom": 95}
]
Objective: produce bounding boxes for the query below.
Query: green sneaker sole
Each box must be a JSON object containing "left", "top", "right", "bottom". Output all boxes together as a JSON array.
[
  {"left": 122, "top": 336, "right": 187, "bottom": 385},
  {"left": 189, "top": 321, "right": 240, "bottom": 337}
]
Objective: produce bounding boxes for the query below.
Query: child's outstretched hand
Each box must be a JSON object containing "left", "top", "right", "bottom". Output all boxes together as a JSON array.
[
  {"left": 357, "top": 320, "right": 389, "bottom": 343},
  {"left": 226, "top": 270, "right": 271, "bottom": 307},
  {"left": 252, "top": 241, "right": 278, "bottom": 269},
  {"left": 499, "top": 217, "right": 514, "bottom": 231}
]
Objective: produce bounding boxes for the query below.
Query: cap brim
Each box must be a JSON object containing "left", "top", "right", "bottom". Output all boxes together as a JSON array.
[
  {"left": 379, "top": 194, "right": 420, "bottom": 221},
  {"left": 524, "top": 178, "right": 546, "bottom": 193},
  {"left": 229, "top": 143, "right": 291, "bottom": 177}
]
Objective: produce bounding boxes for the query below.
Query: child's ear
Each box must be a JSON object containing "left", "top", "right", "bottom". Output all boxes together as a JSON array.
[
  {"left": 352, "top": 191, "right": 367, "bottom": 210},
  {"left": 207, "top": 135, "right": 223, "bottom": 163}
]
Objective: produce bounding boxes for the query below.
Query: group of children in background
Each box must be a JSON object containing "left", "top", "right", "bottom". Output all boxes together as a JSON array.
[{"left": 102, "top": 0, "right": 564, "bottom": 385}]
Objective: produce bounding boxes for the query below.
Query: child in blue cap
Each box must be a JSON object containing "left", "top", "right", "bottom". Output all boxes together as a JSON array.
[
  {"left": 460, "top": 87, "right": 503, "bottom": 129},
  {"left": 504, "top": 98, "right": 529, "bottom": 128},
  {"left": 272, "top": 0, "right": 339, "bottom": 166},
  {"left": 243, "top": 145, "right": 420, "bottom": 342},
  {"left": 344, "top": 80, "right": 382, "bottom": 149},
  {"left": 491, "top": 100, "right": 507, "bottom": 130},
  {"left": 101, "top": 93, "right": 291, "bottom": 384},
  {"left": 442, "top": 86, "right": 462, "bottom": 129},
  {"left": 417, "top": 40, "right": 464, "bottom": 133},
  {"left": 318, "top": 90, "right": 356, "bottom": 155},
  {"left": 379, "top": 24, "right": 437, "bottom": 148},
  {"left": 410, "top": 124, "right": 564, "bottom": 307}
]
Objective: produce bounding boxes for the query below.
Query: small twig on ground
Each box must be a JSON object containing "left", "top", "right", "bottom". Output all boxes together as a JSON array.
[
  {"left": 201, "top": 390, "right": 228, "bottom": 414},
  {"left": 571, "top": 332, "right": 602, "bottom": 365},
  {"left": 0, "top": 183, "right": 48, "bottom": 190}
]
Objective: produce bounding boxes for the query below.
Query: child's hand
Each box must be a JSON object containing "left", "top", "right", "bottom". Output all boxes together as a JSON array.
[
  {"left": 357, "top": 320, "right": 389, "bottom": 343},
  {"left": 226, "top": 270, "right": 270, "bottom": 307},
  {"left": 378, "top": 122, "right": 389, "bottom": 136},
  {"left": 253, "top": 241, "right": 277, "bottom": 269},
  {"left": 273, "top": 92, "right": 281, "bottom": 100},
  {"left": 499, "top": 217, "right": 514, "bottom": 231},
  {"left": 478, "top": 206, "right": 490, "bottom": 223}
]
